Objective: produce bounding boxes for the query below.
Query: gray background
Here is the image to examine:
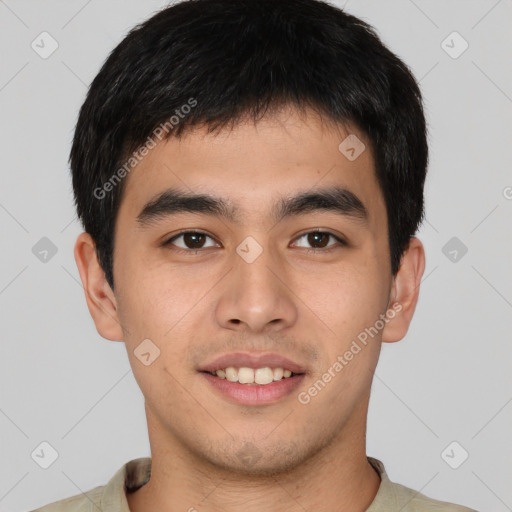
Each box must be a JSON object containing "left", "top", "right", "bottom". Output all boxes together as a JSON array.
[{"left": 1, "top": 1, "right": 511, "bottom": 511}]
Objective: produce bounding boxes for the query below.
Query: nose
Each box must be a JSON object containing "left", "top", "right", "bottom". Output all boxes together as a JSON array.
[{"left": 215, "top": 243, "right": 298, "bottom": 334}]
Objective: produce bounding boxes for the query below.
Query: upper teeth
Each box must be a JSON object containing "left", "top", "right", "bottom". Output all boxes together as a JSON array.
[{"left": 213, "top": 367, "right": 293, "bottom": 385}]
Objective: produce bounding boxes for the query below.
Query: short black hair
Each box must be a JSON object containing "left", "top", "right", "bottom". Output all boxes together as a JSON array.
[{"left": 70, "top": 0, "right": 428, "bottom": 290}]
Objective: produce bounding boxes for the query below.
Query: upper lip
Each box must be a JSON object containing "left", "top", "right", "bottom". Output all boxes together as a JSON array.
[{"left": 199, "top": 352, "right": 307, "bottom": 374}]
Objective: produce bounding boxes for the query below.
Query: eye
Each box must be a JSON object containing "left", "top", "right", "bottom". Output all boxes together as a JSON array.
[
  {"left": 162, "top": 229, "right": 345, "bottom": 254},
  {"left": 163, "top": 231, "right": 220, "bottom": 251},
  {"left": 292, "top": 230, "right": 346, "bottom": 252}
]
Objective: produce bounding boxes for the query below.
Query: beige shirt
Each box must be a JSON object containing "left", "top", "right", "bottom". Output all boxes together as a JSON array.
[{"left": 31, "top": 457, "right": 478, "bottom": 511}]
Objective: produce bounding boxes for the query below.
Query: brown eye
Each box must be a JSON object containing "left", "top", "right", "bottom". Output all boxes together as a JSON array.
[
  {"left": 307, "top": 232, "right": 330, "bottom": 248},
  {"left": 293, "top": 231, "right": 346, "bottom": 251},
  {"left": 164, "top": 231, "right": 219, "bottom": 250},
  {"left": 182, "top": 233, "right": 206, "bottom": 248}
]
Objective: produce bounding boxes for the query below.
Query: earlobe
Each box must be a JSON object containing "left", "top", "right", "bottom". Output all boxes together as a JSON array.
[
  {"left": 74, "top": 232, "right": 124, "bottom": 341},
  {"left": 381, "top": 237, "right": 426, "bottom": 343}
]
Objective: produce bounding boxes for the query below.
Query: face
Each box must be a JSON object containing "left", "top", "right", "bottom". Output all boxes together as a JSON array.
[{"left": 77, "top": 106, "right": 423, "bottom": 476}]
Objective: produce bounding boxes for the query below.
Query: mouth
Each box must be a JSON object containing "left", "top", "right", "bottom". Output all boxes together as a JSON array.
[
  {"left": 202, "top": 366, "right": 302, "bottom": 385},
  {"left": 198, "top": 353, "right": 307, "bottom": 405}
]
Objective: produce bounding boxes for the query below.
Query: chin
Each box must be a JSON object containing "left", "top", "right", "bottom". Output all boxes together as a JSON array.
[{"left": 195, "top": 438, "right": 320, "bottom": 478}]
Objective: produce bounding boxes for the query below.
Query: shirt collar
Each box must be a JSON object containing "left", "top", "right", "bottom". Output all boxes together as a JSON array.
[
  {"left": 99, "top": 456, "right": 393, "bottom": 511},
  {"left": 100, "top": 457, "right": 152, "bottom": 512},
  {"left": 367, "top": 456, "right": 399, "bottom": 510}
]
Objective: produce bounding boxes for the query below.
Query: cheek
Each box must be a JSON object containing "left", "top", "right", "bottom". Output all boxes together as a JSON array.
[
  {"left": 301, "top": 259, "right": 388, "bottom": 341},
  {"left": 294, "top": 266, "right": 385, "bottom": 414},
  {"left": 115, "top": 253, "right": 210, "bottom": 338}
]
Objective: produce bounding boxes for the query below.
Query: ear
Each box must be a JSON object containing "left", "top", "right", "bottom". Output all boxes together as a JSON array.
[
  {"left": 382, "top": 237, "right": 426, "bottom": 343},
  {"left": 74, "top": 232, "right": 124, "bottom": 341}
]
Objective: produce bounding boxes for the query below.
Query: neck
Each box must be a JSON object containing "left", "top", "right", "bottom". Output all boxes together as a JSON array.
[{"left": 128, "top": 400, "right": 381, "bottom": 512}]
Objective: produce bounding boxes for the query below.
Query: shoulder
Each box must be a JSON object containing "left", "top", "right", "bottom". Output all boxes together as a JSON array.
[
  {"left": 391, "top": 480, "right": 478, "bottom": 511},
  {"left": 28, "top": 457, "right": 151, "bottom": 512},
  {"left": 367, "top": 457, "right": 479, "bottom": 512},
  {"left": 28, "top": 485, "right": 104, "bottom": 512}
]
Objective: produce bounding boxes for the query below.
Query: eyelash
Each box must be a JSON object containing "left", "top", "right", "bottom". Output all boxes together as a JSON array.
[{"left": 162, "top": 229, "right": 347, "bottom": 255}]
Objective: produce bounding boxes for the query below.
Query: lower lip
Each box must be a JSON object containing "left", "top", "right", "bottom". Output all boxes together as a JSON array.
[{"left": 201, "top": 372, "right": 306, "bottom": 406}]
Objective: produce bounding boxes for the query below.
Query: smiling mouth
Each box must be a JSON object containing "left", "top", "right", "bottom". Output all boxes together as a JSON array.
[{"left": 202, "top": 366, "right": 302, "bottom": 385}]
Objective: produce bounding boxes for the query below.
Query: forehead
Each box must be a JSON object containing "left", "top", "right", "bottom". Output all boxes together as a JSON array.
[{"left": 118, "top": 107, "right": 386, "bottom": 229}]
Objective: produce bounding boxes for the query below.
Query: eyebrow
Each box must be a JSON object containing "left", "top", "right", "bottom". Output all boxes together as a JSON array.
[{"left": 136, "top": 186, "right": 368, "bottom": 227}]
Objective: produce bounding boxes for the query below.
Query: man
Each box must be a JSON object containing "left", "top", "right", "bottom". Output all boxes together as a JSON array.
[{"left": 33, "top": 0, "right": 477, "bottom": 510}]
